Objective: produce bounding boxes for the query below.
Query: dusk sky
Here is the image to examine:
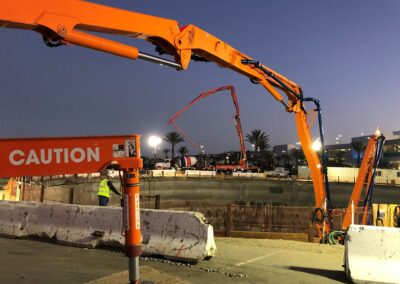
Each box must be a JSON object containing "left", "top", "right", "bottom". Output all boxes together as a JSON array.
[{"left": 0, "top": 0, "right": 399, "bottom": 156}]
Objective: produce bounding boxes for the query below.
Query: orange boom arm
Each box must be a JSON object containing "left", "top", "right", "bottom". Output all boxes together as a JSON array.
[
  {"left": 341, "top": 132, "right": 386, "bottom": 230},
  {"left": 0, "top": 0, "right": 328, "bottom": 233}
]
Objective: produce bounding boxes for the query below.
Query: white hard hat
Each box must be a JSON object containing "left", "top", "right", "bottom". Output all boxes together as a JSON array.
[{"left": 107, "top": 169, "right": 115, "bottom": 178}]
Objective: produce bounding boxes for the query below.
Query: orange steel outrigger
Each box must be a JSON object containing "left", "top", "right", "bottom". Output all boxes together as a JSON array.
[
  {"left": 168, "top": 85, "right": 248, "bottom": 168},
  {"left": 1, "top": 0, "right": 331, "bottom": 280},
  {"left": 341, "top": 131, "right": 385, "bottom": 230},
  {"left": 0, "top": 135, "right": 143, "bottom": 282}
]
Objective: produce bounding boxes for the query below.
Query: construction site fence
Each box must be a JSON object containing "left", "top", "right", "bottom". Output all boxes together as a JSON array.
[
  {"left": 163, "top": 201, "right": 400, "bottom": 237},
  {"left": 2, "top": 177, "right": 399, "bottom": 240},
  {"left": 0, "top": 177, "right": 161, "bottom": 210},
  {"left": 2, "top": 167, "right": 399, "bottom": 185},
  {"left": 299, "top": 166, "right": 400, "bottom": 185},
  {"left": 146, "top": 168, "right": 400, "bottom": 185}
]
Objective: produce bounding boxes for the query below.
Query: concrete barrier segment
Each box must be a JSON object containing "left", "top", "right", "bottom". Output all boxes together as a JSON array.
[
  {"left": 185, "top": 170, "right": 216, "bottom": 177},
  {"left": 0, "top": 201, "right": 216, "bottom": 262},
  {"left": 150, "top": 170, "right": 177, "bottom": 177},
  {"left": 141, "top": 209, "right": 216, "bottom": 262},
  {"left": 344, "top": 224, "right": 400, "bottom": 283},
  {"left": 232, "top": 172, "right": 265, "bottom": 178},
  {"left": 0, "top": 201, "right": 40, "bottom": 237}
]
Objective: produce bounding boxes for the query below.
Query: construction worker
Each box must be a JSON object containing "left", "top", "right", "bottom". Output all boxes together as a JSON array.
[{"left": 98, "top": 169, "right": 121, "bottom": 206}]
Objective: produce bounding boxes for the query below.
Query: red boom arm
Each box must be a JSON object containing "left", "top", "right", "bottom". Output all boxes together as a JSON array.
[{"left": 168, "top": 86, "right": 247, "bottom": 166}]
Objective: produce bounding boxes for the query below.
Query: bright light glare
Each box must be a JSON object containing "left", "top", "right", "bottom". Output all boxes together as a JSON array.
[
  {"left": 148, "top": 135, "right": 162, "bottom": 147},
  {"left": 312, "top": 138, "right": 322, "bottom": 151},
  {"left": 375, "top": 128, "right": 381, "bottom": 136}
]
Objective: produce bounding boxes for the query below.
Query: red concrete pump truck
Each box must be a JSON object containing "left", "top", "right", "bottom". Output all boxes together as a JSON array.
[{"left": 168, "top": 85, "right": 257, "bottom": 173}]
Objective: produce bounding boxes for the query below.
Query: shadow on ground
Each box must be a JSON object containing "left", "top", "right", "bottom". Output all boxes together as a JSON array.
[{"left": 288, "top": 266, "right": 350, "bottom": 283}]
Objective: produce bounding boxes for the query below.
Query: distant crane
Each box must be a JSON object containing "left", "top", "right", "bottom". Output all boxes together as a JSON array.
[{"left": 168, "top": 86, "right": 251, "bottom": 171}]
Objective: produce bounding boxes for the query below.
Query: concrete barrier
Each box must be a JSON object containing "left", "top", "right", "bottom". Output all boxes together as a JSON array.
[
  {"left": 150, "top": 170, "right": 164, "bottom": 177},
  {"left": 0, "top": 201, "right": 216, "bottom": 262},
  {"left": 232, "top": 172, "right": 265, "bottom": 178},
  {"left": 141, "top": 209, "right": 216, "bottom": 261},
  {"left": 344, "top": 225, "right": 400, "bottom": 283},
  {"left": 150, "top": 170, "right": 176, "bottom": 177},
  {"left": 162, "top": 170, "right": 177, "bottom": 177},
  {"left": 185, "top": 170, "right": 216, "bottom": 177}
]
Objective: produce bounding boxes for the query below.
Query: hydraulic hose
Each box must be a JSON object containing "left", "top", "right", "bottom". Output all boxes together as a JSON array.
[{"left": 394, "top": 206, "right": 400, "bottom": 228}]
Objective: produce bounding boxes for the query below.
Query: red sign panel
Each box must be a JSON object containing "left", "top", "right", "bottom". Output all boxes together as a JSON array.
[{"left": 0, "top": 135, "right": 142, "bottom": 177}]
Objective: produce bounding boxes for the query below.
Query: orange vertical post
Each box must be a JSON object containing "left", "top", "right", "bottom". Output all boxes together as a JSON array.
[{"left": 123, "top": 135, "right": 142, "bottom": 284}]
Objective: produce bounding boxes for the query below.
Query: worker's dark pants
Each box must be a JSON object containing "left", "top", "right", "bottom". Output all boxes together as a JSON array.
[{"left": 98, "top": 196, "right": 109, "bottom": 206}]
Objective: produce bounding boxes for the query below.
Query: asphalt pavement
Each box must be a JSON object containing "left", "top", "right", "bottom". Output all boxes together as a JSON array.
[{"left": 0, "top": 237, "right": 349, "bottom": 283}]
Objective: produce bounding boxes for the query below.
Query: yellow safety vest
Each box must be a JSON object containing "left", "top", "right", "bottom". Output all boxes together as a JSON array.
[{"left": 98, "top": 179, "right": 110, "bottom": 198}]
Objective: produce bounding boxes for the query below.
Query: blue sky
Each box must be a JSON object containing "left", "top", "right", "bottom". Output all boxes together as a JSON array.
[{"left": 0, "top": 0, "right": 399, "bottom": 156}]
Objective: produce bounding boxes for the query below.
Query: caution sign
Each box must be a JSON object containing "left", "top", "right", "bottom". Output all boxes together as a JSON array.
[{"left": 0, "top": 135, "right": 141, "bottom": 177}]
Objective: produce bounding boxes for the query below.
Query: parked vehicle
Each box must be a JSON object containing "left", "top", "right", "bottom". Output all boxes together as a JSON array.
[
  {"left": 265, "top": 167, "right": 289, "bottom": 177},
  {"left": 155, "top": 159, "right": 171, "bottom": 169},
  {"left": 155, "top": 156, "right": 197, "bottom": 170}
]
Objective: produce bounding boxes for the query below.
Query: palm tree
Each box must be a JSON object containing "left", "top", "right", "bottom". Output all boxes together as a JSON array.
[
  {"left": 162, "top": 148, "right": 170, "bottom": 159},
  {"left": 178, "top": 146, "right": 189, "bottom": 158},
  {"left": 291, "top": 148, "right": 305, "bottom": 173},
  {"left": 164, "top": 132, "right": 184, "bottom": 159},
  {"left": 245, "top": 129, "right": 270, "bottom": 164},
  {"left": 274, "top": 154, "right": 282, "bottom": 167},
  {"left": 282, "top": 153, "right": 292, "bottom": 167},
  {"left": 335, "top": 150, "right": 346, "bottom": 166},
  {"left": 351, "top": 141, "right": 366, "bottom": 167}
]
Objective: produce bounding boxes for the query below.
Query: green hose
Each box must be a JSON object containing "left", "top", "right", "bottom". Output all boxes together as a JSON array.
[{"left": 324, "top": 231, "right": 345, "bottom": 245}]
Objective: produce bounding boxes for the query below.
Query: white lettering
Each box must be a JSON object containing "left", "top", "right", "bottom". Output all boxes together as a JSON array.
[
  {"left": 9, "top": 146, "right": 101, "bottom": 166},
  {"left": 70, "top": 148, "right": 85, "bottom": 163},
  {"left": 26, "top": 150, "right": 40, "bottom": 165},
  {"left": 40, "top": 149, "right": 52, "bottom": 164},
  {"left": 53, "top": 148, "right": 63, "bottom": 163},
  {"left": 87, "top": 147, "right": 100, "bottom": 162},
  {"left": 9, "top": 150, "right": 25, "bottom": 166},
  {"left": 64, "top": 148, "right": 69, "bottom": 164}
]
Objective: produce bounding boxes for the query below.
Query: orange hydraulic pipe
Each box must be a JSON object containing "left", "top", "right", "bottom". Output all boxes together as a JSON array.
[{"left": 66, "top": 30, "right": 139, "bottom": 61}]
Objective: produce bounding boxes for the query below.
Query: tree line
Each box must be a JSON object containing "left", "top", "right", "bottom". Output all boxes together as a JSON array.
[
  {"left": 143, "top": 130, "right": 383, "bottom": 171},
  {"left": 146, "top": 130, "right": 306, "bottom": 172}
]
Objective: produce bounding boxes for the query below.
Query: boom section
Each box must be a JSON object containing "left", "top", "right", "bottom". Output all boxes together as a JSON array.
[
  {"left": 168, "top": 86, "right": 247, "bottom": 162},
  {"left": 0, "top": 0, "right": 299, "bottom": 105},
  {"left": 341, "top": 132, "right": 385, "bottom": 230},
  {"left": 0, "top": 0, "right": 328, "bottom": 236}
]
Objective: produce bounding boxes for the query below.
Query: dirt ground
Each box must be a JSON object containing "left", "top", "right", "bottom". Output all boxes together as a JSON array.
[{"left": 0, "top": 237, "right": 348, "bottom": 284}]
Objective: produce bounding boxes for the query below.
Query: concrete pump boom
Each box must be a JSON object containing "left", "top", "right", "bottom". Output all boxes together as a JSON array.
[
  {"left": 168, "top": 86, "right": 247, "bottom": 166},
  {"left": 0, "top": 0, "right": 330, "bottom": 257},
  {"left": 341, "top": 131, "right": 386, "bottom": 230}
]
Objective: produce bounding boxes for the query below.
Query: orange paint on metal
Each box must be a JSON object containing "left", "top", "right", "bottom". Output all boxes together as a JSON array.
[
  {"left": 0, "top": 0, "right": 330, "bottom": 237},
  {"left": 122, "top": 136, "right": 142, "bottom": 259},
  {"left": 0, "top": 135, "right": 142, "bottom": 177},
  {"left": 295, "top": 110, "right": 329, "bottom": 236},
  {"left": 341, "top": 134, "right": 381, "bottom": 230},
  {"left": 168, "top": 85, "right": 248, "bottom": 167}
]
